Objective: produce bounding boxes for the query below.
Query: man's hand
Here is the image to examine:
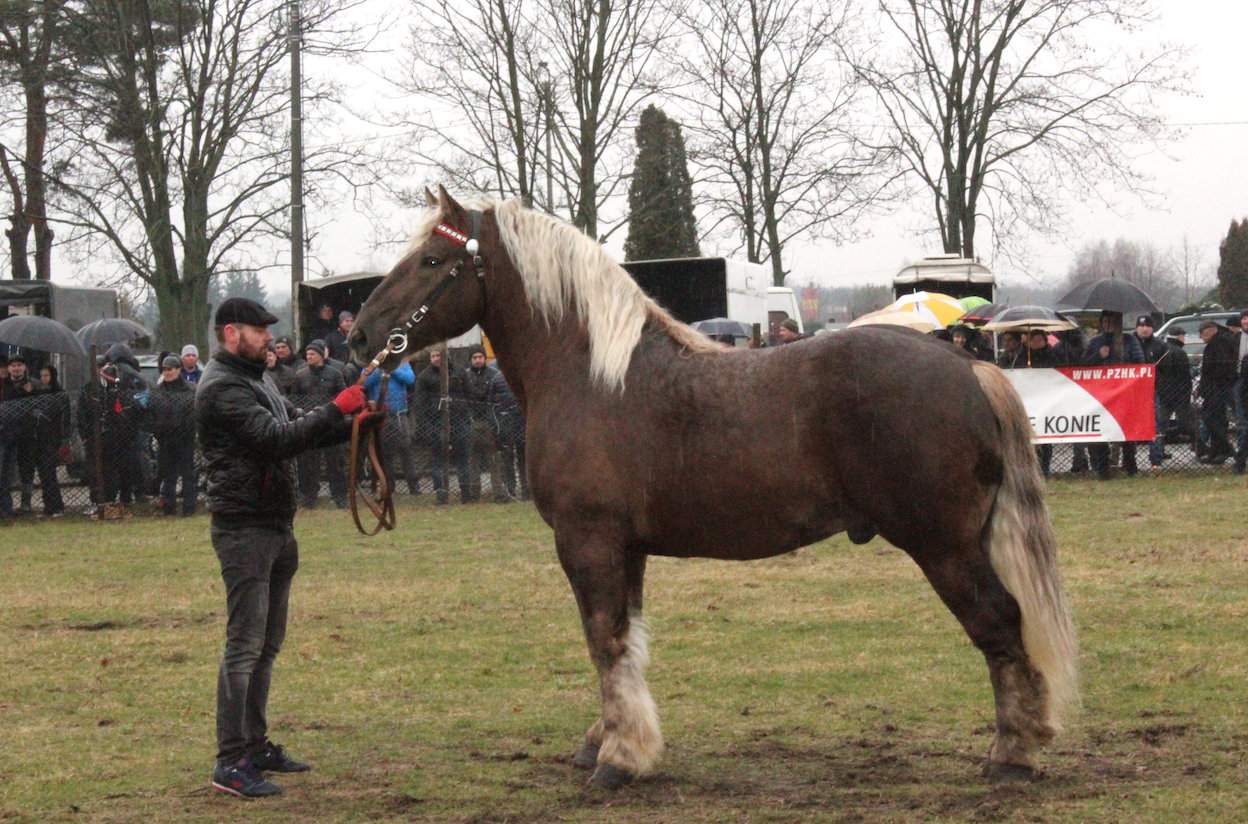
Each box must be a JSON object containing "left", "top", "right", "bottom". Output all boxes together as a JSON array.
[
  {"left": 333, "top": 384, "right": 366, "bottom": 415},
  {"left": 357, "top": 407, "right": 387, "bottom": 432}
]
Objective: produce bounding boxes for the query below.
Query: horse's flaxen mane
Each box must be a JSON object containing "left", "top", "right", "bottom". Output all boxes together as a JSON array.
[{"left": 413, "top": 197, "right": 721, "bottom": 392}]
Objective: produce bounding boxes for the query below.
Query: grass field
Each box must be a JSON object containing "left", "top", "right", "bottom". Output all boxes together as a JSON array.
[{"left": 1, "top": 475, "right": 1246, "bottom": 823}]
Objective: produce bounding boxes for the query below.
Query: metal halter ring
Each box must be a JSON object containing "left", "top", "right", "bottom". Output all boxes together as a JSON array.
[{"left": 385, "top": 329, "right": 409, "bottom": 354}]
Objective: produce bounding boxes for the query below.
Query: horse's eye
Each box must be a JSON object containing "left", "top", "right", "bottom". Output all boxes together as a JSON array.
[{"left": 422, "top": 255, "right": 441, "bottom": 268}]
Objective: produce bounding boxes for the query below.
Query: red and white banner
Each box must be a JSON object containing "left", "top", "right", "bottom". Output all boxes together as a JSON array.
[{"left": 1004, "top": 366, "right": 1155, "bottom": 443}]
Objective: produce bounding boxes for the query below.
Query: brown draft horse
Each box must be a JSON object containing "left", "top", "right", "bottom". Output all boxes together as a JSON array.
[{"left": 350, "top": 187, "right": 1079, "bottom": 789}]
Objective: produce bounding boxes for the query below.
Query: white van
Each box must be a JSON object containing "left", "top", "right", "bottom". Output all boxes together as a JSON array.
[{"left": 767, "top": 286, "right": 803, "bottom": 340}]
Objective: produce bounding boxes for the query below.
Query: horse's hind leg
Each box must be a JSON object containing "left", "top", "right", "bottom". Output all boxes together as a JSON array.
[
  {"left": 915, "top": 547, "right": 1054, "bottom": 779},
  {"left": 557, "top": 530, "right": 660, "bottom": 788}
]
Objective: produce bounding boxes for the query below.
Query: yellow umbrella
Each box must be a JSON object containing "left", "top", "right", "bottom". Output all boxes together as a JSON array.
[
  {"left": 848, "top": 308, "right": 937, "bottom": 333},
  {"left": 889, "top": 291, "right": 966, "bottom": 329}
]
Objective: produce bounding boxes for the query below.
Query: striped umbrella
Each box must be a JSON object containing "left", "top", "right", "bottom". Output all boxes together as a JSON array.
[{"left": 889, "top": 291, "right": 966, "bottom": 329}]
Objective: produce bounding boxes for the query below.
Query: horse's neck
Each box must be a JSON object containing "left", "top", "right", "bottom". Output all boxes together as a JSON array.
[{"left": 478, "top": 272, "right": 594, "bottom": 410}]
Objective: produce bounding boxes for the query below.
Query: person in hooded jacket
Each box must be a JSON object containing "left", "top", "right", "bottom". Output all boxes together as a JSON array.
[
  {"left": 264, "top": 347, "right": 296, "bottom": 395},
  {"left": 149, "top": 355, "right": 198, "bottom": 515},
  {"left": 292, "top": 340, "right": 347, "bottom": 507},
  {"left": 1083, "top": 311, "right": 1144, "bottom": 478},
  {"left": 32, "top": 365, "right": 67, "bottom": 516}
]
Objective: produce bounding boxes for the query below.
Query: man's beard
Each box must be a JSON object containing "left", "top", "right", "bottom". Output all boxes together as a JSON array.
[{"left": 239, "top": 337, "right": 268, "bottom": 363}]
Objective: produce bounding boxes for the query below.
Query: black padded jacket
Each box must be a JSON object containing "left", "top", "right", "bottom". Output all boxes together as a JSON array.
[{"left": 196, "top": 350, "right": 349, "bottom": 524}]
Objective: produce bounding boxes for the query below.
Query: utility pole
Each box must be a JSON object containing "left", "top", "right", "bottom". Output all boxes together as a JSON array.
[
  {"left": 289, "top": 0, "right": 304, "bottom": 335},
  {"left": 538, "top": 61, "right": 553, "bottom": 214}
]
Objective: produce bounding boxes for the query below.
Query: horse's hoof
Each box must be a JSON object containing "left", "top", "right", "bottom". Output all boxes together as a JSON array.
[
  {"left": 572, "top": 741, "right": 600, "bottom": 770},
  {"left": 588, "top": 763, "right": 634, "bottom": 790},
  {"left": 982, "top": 761, "right": 1038, "bottom": 782}
]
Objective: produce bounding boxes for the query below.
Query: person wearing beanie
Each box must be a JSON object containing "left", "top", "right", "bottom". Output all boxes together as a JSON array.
[
  {"left": 150, "top": 354, "right": 197, "bottom": 515},
  {"left": 273, "top": 336, "right": 303, "bottom": 372},
  {"left": 776, "top": 317, "right": 804, "bottom": 344},
  {"left": 1196, "top": 319, "right": 1237, "bottom": 464},
  {"left": 291, "top": 338, "right": 348, "bottom": 509},
  {"left": 181, "top": 343, "right": 203, "bottom": 383},
  {"left": 197, "top": 296, "right": 379, "bottom": 799},
  {"left": 1130, "top": 315, "right": 1169, "bottom": 470},
  {"left": 323, "top": 310, "right": 354, "bottom": 363}
]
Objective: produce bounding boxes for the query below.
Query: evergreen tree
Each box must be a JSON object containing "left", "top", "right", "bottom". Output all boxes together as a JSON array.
[
  {"left": 624, "top": 105, "right": 700, "bottom": 261},
  {"left": 1217, "top": 219, "right": 1248, "bottom": 309}
]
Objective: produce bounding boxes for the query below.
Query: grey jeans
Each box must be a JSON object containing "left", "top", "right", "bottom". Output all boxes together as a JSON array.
[{"left": 212, "top": 520, "right": 298, "bottom": 765}]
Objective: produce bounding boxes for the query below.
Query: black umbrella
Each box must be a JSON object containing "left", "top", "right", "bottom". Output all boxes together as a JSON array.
[
  {"left": 0, "top": 315, "right": 88, "bottom": 357},
  {"left": 1056, "top": 278, "right": 1160, "bottom": 316},
  {"left": 691, "top": 317, "right": 753, "bottom": 338},
  {"left": 75, "top": 317, "right": 153, "bottom": 349}
]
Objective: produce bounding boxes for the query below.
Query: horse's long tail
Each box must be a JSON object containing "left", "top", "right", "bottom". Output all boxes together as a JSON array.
[{"left": 971, "top": 361, "right": 1079, "bottom": 731}]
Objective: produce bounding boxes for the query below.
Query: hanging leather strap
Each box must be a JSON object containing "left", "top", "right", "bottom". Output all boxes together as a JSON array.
[{"left": 348, "top": 364, "right": 396, "bottom": 536}]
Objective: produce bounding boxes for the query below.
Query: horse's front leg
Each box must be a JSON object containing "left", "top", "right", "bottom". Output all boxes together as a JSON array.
[{"left": 557, "top": 529, "right": 660, "bottom": 789}]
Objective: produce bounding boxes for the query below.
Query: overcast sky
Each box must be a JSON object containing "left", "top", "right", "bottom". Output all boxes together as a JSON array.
[{"left": 287, "top": 0, "right": 1246, "bottom": 296}]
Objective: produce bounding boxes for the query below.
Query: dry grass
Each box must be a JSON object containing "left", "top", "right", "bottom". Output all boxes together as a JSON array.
[{"left": 1, "top": 474, "right": 1246, "bottom": 822}]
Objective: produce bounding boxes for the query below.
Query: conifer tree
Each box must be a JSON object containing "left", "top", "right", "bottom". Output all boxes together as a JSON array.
[
  {"left": 1217, "top": 219, "right": 1248, "bottom": 308},
  {"left": 624, "top": 105, "right": 700, "bottom": 261}
]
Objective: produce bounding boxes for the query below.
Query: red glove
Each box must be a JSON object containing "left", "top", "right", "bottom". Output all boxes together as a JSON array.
[{"left": 333, "top": 384, "right": 366, "bottom": 415}]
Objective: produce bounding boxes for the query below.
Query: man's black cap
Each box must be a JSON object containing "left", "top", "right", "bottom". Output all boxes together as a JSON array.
[
  {"left": 214, "top": 297, "right": 279, "bottom": 327},
  {"left": 1135, "top": 314, "right": 1153, "bottom": 327}
]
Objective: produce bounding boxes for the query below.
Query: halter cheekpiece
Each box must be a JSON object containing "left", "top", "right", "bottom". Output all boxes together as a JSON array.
[{"left": 381, "top": 210, "right": 486, "bottom": 357}]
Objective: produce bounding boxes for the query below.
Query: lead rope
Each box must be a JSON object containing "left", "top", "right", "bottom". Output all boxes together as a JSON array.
[{"left": 348, "top": 347, "right": 397, "bottom": 536}]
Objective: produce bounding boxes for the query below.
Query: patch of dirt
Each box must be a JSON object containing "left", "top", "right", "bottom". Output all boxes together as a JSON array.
[{"left": 20, "top": 612, "right": 216, "bottom": 632}]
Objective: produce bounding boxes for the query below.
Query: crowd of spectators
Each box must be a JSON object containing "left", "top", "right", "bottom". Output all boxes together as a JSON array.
[{"left": 946, "top": 307, "right": 1248, "bottom": 479}]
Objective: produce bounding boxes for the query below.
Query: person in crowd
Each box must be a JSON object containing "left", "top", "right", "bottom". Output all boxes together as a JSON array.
[
  {"left": 1018, "top": 330, "right": 1058, "bottom": 475},
  {"left": 197, "top": 297, "right": 376, "bottom": 799},
  {"left": 324, "top": 310, "right": 354, "bottom": 364},
  {"left": 181, "top": 344, "right": 203, "bottom": 384},
  {"left": 292, "top": 340, "right": 347, "bottom": 508},
  {"left": 264, "top": 346, "right": 296, "bottom": 396},
  {"left": 1232, "top": 309, "right": 1248, "bottom": 473},
  {"left": 1084, "top": 311, "right": 1144, "bottom": 478},
  {"left": 1152, "top": 326, "right": 1195, "bottom": 469},
  {"left": 273, "top": 337, "right": 303, "bottom": 372},
  {"left": 309, "top": 302, "right": 337, "bottom": 343},
  {"left": 76, "top": 343, "right": 150, "bottom": 516},
  {"left": 4, "top": 353, "right": 41, "bottom": 514},
  {"left": 489, "top": 367, "right": 527, "bottom": 501},
  {"left": 149, "top": 355, "right": 198, "bottom": 516},
  {"left": 949, "top": 325, "right": 992, "bottom": 361},
  {"left": 32, "top": 365, "right": 67, "bottom": 517},
  {"left": 1130, "top": 315, "right": 1170, "bottom": 471},
  {"left": 461, "top": 346, "right": 503, "bottom": 501},
  {"left": 996, "top": 332, "right": 1025, "bottom": 369},
  {"left": 1052, "top": 327, "right": 1090, "bottom": 473},
  {"left": 414, "top": 349, "right": 469, "bottom": 504},
  {"left": 776, "top": 318, "right": 804, "bottom": 344},
  {"left": 363, "top": 360, "right": 420, "bottom": 496},
  {"left": 1196, "top": 319, "right": 1238, "bottom": 465},
  {"left": 0, "top": 352, "right": 31, "bottom": 518}
]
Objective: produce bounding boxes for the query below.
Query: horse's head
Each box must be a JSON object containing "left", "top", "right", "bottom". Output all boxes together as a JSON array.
[{"left": 349, "top": 186, "right": 490, "bottom": 367}]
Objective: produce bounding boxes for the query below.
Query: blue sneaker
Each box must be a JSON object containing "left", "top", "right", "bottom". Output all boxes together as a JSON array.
[
  {"left": 211, "top": 756, "right": 282, "bottom": 798},
  {"left": 251, "top": 741, "right": 311, "bottom": 773}
]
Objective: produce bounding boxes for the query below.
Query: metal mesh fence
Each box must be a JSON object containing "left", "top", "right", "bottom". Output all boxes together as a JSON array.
[
  {"left": 0, "top": 389, "right": 529, "bottom": 518},
  {"left": 0, "top": 377, "right": 1241, "bottom": 519}
]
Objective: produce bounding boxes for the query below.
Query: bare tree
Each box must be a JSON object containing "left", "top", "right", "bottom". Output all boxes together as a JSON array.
[
  {"left": 47, "top": 0, "right": 376, "bottom": 350},
  {"left": 678, "top": 0, "right": 891, "bottom": 286},
  {"left": 396, "top": 0, "right": 678, "bottom": 239},
  {"left": 0, "top": 0, "right": 69, "bottom": 280},
  {"left": 1065, "top": 237, "right": 1188, "bottom": 309},
  {"left": 852, "top": 0, "right": 1185, "bottom": 261}
]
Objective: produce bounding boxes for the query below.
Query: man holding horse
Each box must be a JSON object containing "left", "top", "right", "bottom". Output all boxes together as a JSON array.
[{"left": 197, "top": 297, "right": 381, "bottom": 799}]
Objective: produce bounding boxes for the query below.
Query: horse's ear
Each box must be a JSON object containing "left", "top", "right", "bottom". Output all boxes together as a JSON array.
[
  {"left": 424, "top": 187, "right": 437, "bottom": 207},
  {"left": 435, "top": 184, "right": 464, "bottom": 219}
]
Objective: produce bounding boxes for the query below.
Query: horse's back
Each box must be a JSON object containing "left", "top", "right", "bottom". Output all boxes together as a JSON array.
[{"left": 574, "top": 327, "right": 1004, "bottom": 559}]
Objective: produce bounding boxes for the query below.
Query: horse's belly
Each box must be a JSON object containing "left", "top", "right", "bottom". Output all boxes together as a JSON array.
[{"left": 639, "top": 494, "right": 848, "bottom": 560}]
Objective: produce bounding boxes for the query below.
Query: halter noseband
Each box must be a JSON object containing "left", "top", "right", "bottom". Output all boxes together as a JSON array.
[{"left": 379, "top": 209, "right": 487, "bottom": 360}]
